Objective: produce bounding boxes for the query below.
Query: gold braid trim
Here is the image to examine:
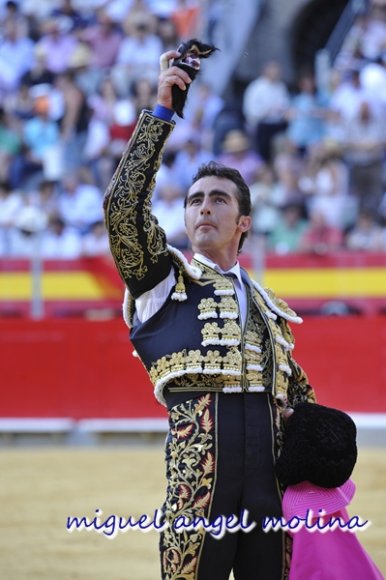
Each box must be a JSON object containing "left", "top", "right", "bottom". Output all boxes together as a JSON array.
[
  {"left": 122, "top": 246, "right": 202, "bottom": 328},
  {"left": 161, "top": 394, "right": 217, "bottom": 579},
  {"left": 104, "top": 111, "right": 174, "bottom": 284}
]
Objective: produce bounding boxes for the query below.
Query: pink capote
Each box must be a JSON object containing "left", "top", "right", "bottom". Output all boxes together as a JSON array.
[{"left": 282, "top": 480, "right": 384, "bottom": 580}]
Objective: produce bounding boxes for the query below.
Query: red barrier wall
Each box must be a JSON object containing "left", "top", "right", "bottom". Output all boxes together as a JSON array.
[{"left": 1, "top": 316, "right": 385, "bottom": 417}]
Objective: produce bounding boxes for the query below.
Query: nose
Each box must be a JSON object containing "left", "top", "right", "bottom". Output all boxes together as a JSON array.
[{"left": 200, "top": 199, "right": 211, "bottom": 215}]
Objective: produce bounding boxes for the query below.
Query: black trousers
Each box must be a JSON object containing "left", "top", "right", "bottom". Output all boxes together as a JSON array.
[
  {"left": 254, "top": 120, "right": 288, "bottom": 163},
  {"left": 161, "top": 392, "right": 285, "bottom": 580}
]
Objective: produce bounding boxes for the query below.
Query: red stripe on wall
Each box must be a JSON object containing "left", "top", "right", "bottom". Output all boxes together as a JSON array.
[{"left": 1, "top": 316, "right": 385, "bottom": 418}]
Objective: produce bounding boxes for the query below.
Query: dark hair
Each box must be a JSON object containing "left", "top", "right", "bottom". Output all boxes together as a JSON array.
[{"left": 186, "top": 161, "right": 251, "bottom": 251}]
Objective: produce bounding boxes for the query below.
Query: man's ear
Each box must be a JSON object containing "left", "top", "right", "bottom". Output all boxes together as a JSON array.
[{"left": 238, "top": 215, "right": 252, "bottom": 232}]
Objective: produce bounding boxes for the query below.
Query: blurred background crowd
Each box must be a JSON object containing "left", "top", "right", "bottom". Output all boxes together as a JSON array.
[{"left": 1, "top": 0, "right": 386, "bottom": 259}]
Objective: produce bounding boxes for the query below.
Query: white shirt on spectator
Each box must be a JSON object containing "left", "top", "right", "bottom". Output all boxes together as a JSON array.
[
  {"left": 243, "top": 77, "right": 290, "bottom": 126},
  {"left": 58, "top": 183, "right": 103, "bottom": 232}
]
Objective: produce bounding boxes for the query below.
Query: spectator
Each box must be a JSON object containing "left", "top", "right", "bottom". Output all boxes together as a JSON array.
[
  {"left": 173, "top": 134, "right": 212, "bottom": 190},
  {"left": 123, "top": 0, "right": 158, "bottom": 35},
  {"left": 87, "top": 76, "right": 120, "bottom": 125},
  {"left": 360, "top": 58, "right": 386, "bottom": 109},
  {"left": 299, "top": 144, "right": 352, "bottom": 230},
  {"left": 0, "top": 180, "right": 23, "bottom": 255},
  {"left": 0, "top": 107, "right": 22, "bottom": 183},
  {"left": 299, "top": 209, "right": 344, "bottom": 254},
  {"left": 157, "top": 17, "right": 179, "bottom": 52},
  {"left": 342, "top": 100, "right": 386, "bottom": 212},
  {"left": 171, "top": 0, "right": 201, "bottom": 39},
  {"left": 40, "top": 214, "right": 82, "bottom": 258},
  {"left": 272, "top": 152, "right": 304, "bottom": 207},
  {"left": 250, "top": 164, "right": 282, "bottom": 236},
  {"left": 8, "top": 202, "right": 48, "bottom": 258},
  {"left": 211, "top": 100, "right": 244, "bottom": 156},
  {"left": 112, "top": 15, "right": 163, "bottom": 95},
  {"left": 51, "top": 0, "right": 85, "bottom": 30},
  {"left": 17, "top": 94, "right": 62, "bottom": 189},
  {"left": 79, "top": 9, "right": 122, "bottom": 94},
  {"left": 153, "top": 149, "right": 178, "bottom": 200},
  {"left": 268, "top": 201, "right": 309, "bottom": 254},
  {"left": 243, "top": 61, "right": 290, "bottom": 162},
  {"left": 346, "top": 208, "right": 384, "bottom": 251},
  {"left": 329, "top": 67, "right": 374, "bottom": 122},
  {"left": 20, "top": 44, "right": 55, "bottom": 89},
  {"left": 0, "top": 0, "right": 28, "bottom": 34},
  {"left": 35, "top": 18, "right": 79, "bottom": 75},
  {"left": 0, "top": 19, "right": 34, "bottom": 94},
  {"left": 147, "top": 0, "right": 179, "bottom": 19},
  {"left": 57, "top": 173, "right": 103, "bottom": 234},
  {"left": 217, "top": 129, "right": 263, "bottom": 185},
  {"left": 21, "top": 0, "right": 58, "bottom": 22},
  {"left": 286, "top": 73, "right": 327, "bottom": 155},
  {"left": 30, "top": 179, "right": 59, "bottom": 220},
  {"left": 183, "top": 81, "right": 224, "bottom": 149},
  {"left": 131, "top": 77, "right": 157, "bottom": 115},
  {"left": 152, "top": 181, "right": 188, "bottom": 248},
  {"left": 55, "top": 70, "right": 91, "bottom": 173},
  {"left": 81, "top": 220, "right": 110, "bottom": 256},
  {"left": 0, "top": 0, "right": 385, "bottom": 265},
  {"left": 379, "top": 189, "right": 386, "bottom": 222},
  {"left": 3, "top": 81, "right": 35, "bottom": 122},
  {"left": 85, "top": 76, "right": 136, "bottom": 185},
  {"left": 107, "top": 98, "right": 137, "bottom": 161},
  {"left": 348, "top": 7, "right": 386, "bottom": 62}
]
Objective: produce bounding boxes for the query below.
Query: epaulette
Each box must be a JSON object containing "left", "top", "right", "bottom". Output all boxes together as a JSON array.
[
  {"left": 123, "top": 245, "right": 202, "bottom": 327},
  {"left": 250, "top": 280, "right": 303, "bottom": 324}
]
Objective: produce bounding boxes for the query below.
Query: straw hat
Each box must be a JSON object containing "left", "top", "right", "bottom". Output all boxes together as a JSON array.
[
  {"left": 69, "top": 43, "right": 91, "bottom": 69},
  {"left": 222, "top": 130, "right": 250, "bottom": 153}
]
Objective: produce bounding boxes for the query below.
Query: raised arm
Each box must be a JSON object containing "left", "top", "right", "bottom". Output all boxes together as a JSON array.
[{"left": 103, "top": 50, "right": 192, "bottom": 299}]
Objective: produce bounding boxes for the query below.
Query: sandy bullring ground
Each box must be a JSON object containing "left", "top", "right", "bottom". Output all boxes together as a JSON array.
[{"left": 1, "top": 446, "right": 385, "bottom": 579}]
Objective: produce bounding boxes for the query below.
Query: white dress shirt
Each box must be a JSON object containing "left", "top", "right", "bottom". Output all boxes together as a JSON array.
[{"left": 135, "top": 253, "right": 248, "bottom": 326}]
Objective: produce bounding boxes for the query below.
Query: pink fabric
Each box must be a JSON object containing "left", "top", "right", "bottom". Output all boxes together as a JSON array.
[
  {"left": 282, "top": 481, "right": 384, "bottom": 580},
  {"left": 283, "top": 479, "right": 356, "bottom": 518}
]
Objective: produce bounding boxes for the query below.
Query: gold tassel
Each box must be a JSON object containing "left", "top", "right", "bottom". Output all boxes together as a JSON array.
[{"left": 171, "top": 270, "right": 187, "bottom": 301}]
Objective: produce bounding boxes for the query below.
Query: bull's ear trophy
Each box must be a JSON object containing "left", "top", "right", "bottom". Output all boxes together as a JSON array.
[{"left": 171, "top": 39, "right": 218, "bottom": 118}]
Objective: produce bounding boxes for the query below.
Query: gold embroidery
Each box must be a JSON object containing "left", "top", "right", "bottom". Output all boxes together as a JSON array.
[
  {"left": 143, "top": 259, "right": 310, "bottom": 410},
  {"left": 161, "top": 394, "right": 216, "bottom": 579},
  {"left": 201, "top": 322, "right": 220, "bottom": 346},
  {"left": 202, "top": 350, "right": 222, "bottom": 373},
  {"left": 185, "top": 350, "right": 203, "bottom": 373},
  {"left": 171, "top": 270, "right": 188, "bottom": 302},
  {"left": 197, "top": 298, "right": 218, "bottom": 320},
  {"left": 212, "top": 277, "right": 235, "bottom": 296},
  {"left": 167, "top": 373, "right": 224, "bottom": 392},
  {"left": 265, "top": 287, "right": 299, "bottom": 320},
  {"left": 222, "top": 348, "right": 242, "bottom": 375},
  {"left": 201, "top": 320, "right": 241, "bottom": 347},
  {"left": 151, "top": 347, "right": 244, "bottom": 401},
  {"left": 104, "top": 112, "right": 173, "bottom": 282},
  {"left": 218, "top": 296, "right": 238, "bottom": 319}
]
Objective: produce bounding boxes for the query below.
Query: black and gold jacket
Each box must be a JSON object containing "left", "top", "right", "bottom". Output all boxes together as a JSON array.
[{"left": 104, "top": 110, "right": 315, "bottom": 409}]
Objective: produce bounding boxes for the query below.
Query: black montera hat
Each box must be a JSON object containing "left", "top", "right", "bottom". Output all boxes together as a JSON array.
[{"left": 276, "top": 402, "right": 357, "bottom": 488}]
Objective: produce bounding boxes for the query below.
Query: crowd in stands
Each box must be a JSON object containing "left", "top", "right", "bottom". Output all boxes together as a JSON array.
[{"left": 1, "top": 0, "right": 386, "bottom": 260}]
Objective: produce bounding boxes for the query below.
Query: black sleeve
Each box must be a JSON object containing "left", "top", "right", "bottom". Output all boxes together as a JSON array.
[{"left": 103, "top": 110, "right": 176, "bottom": 299}]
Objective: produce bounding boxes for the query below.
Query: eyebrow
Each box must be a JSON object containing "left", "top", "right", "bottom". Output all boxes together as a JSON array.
[{"left": 186, "top": 189, "right": 233, "bottom": 203}]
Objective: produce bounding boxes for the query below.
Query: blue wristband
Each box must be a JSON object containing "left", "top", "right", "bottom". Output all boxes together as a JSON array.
[{"left": 152, "top": 104, "right": 174, "bottom": 121}]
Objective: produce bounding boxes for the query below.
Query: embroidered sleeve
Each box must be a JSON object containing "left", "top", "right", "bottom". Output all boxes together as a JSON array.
[
  {"left": 287, "top": 356, "right": 316, "bottom": 407},
  {"left": 103, "top": 110, "right": 175, "bottom": 299},
  {"left": 280, "top": 319, "right": 316, "bottom": 407}
]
